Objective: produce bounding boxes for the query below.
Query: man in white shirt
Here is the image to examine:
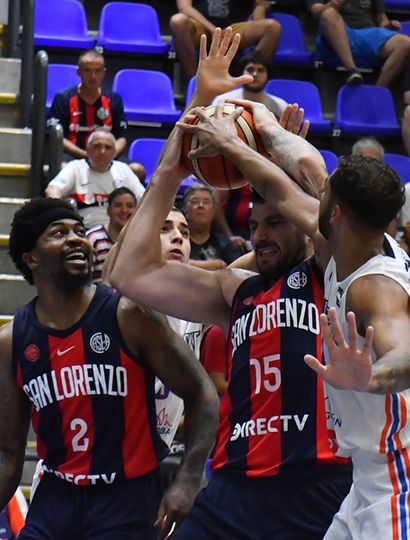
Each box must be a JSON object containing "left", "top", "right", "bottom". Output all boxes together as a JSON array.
[
  {"left": 214, "top": 50, "right": 287, "bottom": 118},
  {"left": 45, "top": 129, "right": 145, "bottom": 229}
]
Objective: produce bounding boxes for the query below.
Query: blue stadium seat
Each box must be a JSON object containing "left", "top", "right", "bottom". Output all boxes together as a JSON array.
[
  {"left": 399, "top": 21, "right": 410, "bottom": 37},
  {"left": 319, "top": 149, "right": 339, "bottom": 174},
  {"left": 265, "top": 79, "right": 331, "bottom": 134},
  {"left": 34, "top": 0, "right": 94, "bottom": 49},
  {"left": 113, "top": 69, "right": 181, "bottom": 124},
  {"left": 384, "top": 0, "right": 410, "bottom": 10},
  {"left": 97, "top": 2, "right": 169, "bottom": 55},
  {"left": 269, "top": 13, "right": 314, "bottom": 66},
  {"left": 334, "top": 84, "right": 400, "bottom": 137},
  {"left": 128, "top": 138, "right": 196, "bottom": 192},
  {"left": 384, "top": 153, "right": 410, "bottom": 183},
  {"left": 46, "top": 64, "right": 79, "bottom": 112},
  {"left": 186, "top": 76, "right": 197, "bottom": 107}
]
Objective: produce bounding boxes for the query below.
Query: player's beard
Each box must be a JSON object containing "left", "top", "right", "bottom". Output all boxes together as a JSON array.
[{"left": 55, "top": 262, "right": 92, "bottom": 293}]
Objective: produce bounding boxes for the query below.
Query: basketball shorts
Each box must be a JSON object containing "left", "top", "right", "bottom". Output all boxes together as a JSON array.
[
  {"left": 317, "top": 25, "right": 397, "bottom": 67},
  {"left": 172, "top": 468, "right": 352, "bottom": 540},
  {"left": 324, "top": 448, "right": 410, "bottom": 540},
  {"left": 19, "top": 470, "right": 162, "bottom": 540},
  {"left": 191, "top": 20, "right": 252, "bottom": 47}
]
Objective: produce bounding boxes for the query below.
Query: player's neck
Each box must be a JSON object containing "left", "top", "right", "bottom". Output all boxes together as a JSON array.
[
  {"left": 333, "top": 233, "right": 383, "bottom": 281},
  {"left": 34, "top": 283, "right": 96, "bottom": 330}
]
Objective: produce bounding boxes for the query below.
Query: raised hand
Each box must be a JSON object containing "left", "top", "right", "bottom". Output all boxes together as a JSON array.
[
  {"left": 194, "top": 27, "right": 253, "bottom": 104},
  {"left": 279, "top": 103, "right": 310, "bottom": 139},
  {"left": 304, "top": 307, "right": 374, "bottom": 392}
]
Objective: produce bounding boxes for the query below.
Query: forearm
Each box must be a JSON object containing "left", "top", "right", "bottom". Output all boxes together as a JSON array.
[
  {"left": 177, "top": 382, "right": 219, "bottom": 481},
  {"left": 217, "top": 137, "right": 320, "bottom": 237},
  {"left": 189, "top": 259, "right": 227, "bottom": 270},
  {"left": 63, "top": 139, "right": 87, "bottom": 158},
  {"left": 367, "top": 351, "right": 410, "bottom": 394},
  {"left": 0, "top": 449, "right": 23, "bottom": 511},
  {"left": 114, "top": 137, "right": 127, "bottom": 158},
  {"left": 180, "top": 5, "right": 216, "bottom": 32}
]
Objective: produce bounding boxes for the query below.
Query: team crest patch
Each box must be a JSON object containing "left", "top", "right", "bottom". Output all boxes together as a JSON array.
[
  {"left": 24, "top": 344, "right": 40, "bottom": 362},
  {"left": 90, "top": 332, "right": 110, "bottom": 354},
  {"left": 287, "top": 271, "right": 307, "bottom": 289},
  {"left": 96, "top": 107, "right": 110, "bottom": 120}
]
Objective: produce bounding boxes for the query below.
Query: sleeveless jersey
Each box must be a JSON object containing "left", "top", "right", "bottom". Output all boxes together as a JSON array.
[
  {"left": 324, "top": 234, "right": 410, "bottom": 456},
  {"left": 155, "top": 318, "right": 203, "bottom": 447},
  {"left": 12, "top": 285, "right": 168, "bottom": 486},
  {"left": 212, "top": 257, "right": 348, "bottom": 477}
]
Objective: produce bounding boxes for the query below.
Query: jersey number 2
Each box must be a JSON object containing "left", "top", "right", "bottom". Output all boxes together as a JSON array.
[{"left": 71, "top": 418, "right": 89, "bottom": 452}]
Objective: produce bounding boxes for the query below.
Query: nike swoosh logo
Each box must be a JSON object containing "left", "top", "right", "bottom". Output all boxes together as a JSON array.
[
  {"left": 57, "top": 345, "right": 76, "bottom": 356},
  {"left": 72, "top": 111, "right": 82, "bottom": 116}
]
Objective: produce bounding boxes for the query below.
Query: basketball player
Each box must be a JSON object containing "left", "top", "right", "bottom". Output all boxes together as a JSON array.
[
  {"left": 176, "top": 98, "right": 410, "bottom": 538},
  {"left": 0, "top": 197, "right": 219, "bottom": 540},
  {"left": 108, "top": 29, "right": 353, "bottom": 540}
]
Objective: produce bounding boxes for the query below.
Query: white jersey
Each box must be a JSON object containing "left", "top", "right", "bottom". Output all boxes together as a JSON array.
[
  {"left": 155, "top": 317, "right": 203, "bottom": 447},
  {"left": 324, "top": 234, "right": 410, "bottom": 457},
  {"left": 47, "top": 159, "right": 145, "bottom": 229}
]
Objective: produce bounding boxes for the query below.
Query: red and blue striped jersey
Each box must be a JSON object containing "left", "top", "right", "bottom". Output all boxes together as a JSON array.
[
  {"left": 12, "top": 285, "right": 167, "bottom": 486},
  {"left": 212, "top": 257, "right": 349, "bottom": 478}
]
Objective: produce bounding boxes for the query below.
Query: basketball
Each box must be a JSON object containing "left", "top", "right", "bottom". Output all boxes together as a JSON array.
[{"left": 181, "top": 103, "right": 267, "bottom": 190}]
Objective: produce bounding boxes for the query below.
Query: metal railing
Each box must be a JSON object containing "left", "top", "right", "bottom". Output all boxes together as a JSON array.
[
  {"left": 30, "top": 49, "right": 47, "bottom": 196},
  {"left": 20, "top": 0, "right": 34, "bottom": 128}
]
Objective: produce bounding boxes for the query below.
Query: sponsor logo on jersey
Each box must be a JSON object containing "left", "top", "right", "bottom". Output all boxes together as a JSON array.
[
  {"left": 90, "top": 332, "right": 110, "bottom": 354},
  {"left": 42, "top": 463, "right": 116, "bottom": 485},
  {"left": 57, "top": 345, "right": 76, "bottom": 357},
  {"left": 231, "top": 298, "right": 320, "bottom": 353},
  {"left": 156, "top": 407, "right": 173, "bottom": 436},
  {"left": 287, "top": 271, "right": 307, "bottom": 289},
  {"left": 230, "top": 414, "right": 309, "bottom": 441},
  {"left": 24, "top": 344, "right": 40, "bottom": 362}
]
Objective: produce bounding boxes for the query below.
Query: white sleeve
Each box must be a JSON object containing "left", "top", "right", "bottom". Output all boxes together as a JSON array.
[
  {"left": 47, "top": 161, "right": 77, "bottom": 196},
  {"left": 123, "top": 167, "right": 145, "bottom": 202}
]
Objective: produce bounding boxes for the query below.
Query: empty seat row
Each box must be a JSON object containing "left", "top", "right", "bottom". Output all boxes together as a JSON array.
[{"left": 130, "top": 139, "right": 410, "bottom": 185}]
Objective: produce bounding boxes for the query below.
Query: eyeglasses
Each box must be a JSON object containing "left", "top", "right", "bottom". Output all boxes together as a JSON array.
[{"left": 187, "top": 198, "right": 213, "bottom": 207}]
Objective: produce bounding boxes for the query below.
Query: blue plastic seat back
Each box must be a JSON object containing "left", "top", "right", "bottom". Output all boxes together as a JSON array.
[
  {"left": 399, "top": 21, "right": 410, "bottom": 37},
  {"left": 34, "top": 0, "right": 94, "bottom": 48},
  {"left": 97, "top": 2, "right": 169, "bottom": 54},
  {"left": 113, "top": 69, "right": 181, "bottom": 123},
  {"left": 47, "top": 64, "right": 80, "bottom": 111},
  {"left": 128, "top": 138, "right": 166, "bottom": 183},
  {"left": 384, "top": 153, "right": 410, "bottom": 183},
  {"left": 269, "top": 13, "right": 314, "bottom": 65},
  {"left": 335, "top": 84, "right": 400, "bottom": 136},
  {"left": 319, "top": 149, "right": 339, "bottom": 174},
  {"left": 186, "top": 76, "right": 197, "bottom": 107},
  {"left": 265, "top": 79, "right": 331, "bottom": 133},
  {"left": 384, "top": 0, "right": 410, "bottom": 10}
]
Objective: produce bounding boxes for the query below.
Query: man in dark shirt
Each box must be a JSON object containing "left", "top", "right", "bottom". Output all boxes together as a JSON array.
[
  {"left": 170, "top": 0, "right": 281, "bottom": 79},
  {"left": 183, "top": 184, "right": 243, "bottom": 270},
  {"left": 47, "top": 49, "right": 145, "bottom": 179},
  {"left": 306, "top": 0, "right": 410, "bottom": 86}
]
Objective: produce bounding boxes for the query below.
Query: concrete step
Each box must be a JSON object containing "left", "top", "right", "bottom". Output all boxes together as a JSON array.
[
  {"left": 0, "top": 58, "right": 21, "bottom": 95},
  {"left": 0, "top": 163, "right": 31, "bottom": 197},
  {"left": 0, "top": 128, "right": 31, "bottom": 163},
  {"left": 0, "top": 235, "right": 15, "bottom": 274},
  {"left": 0, "top": 100, "right": 20, "bottom": 128},
  {"left": 0, "top": 274, "right": 35, "bottom": 314},
  {"left": 0, "top": 196, "right": 27, "bottom": 233},
  {"left": 0, "top": 0, "right": 8, "bottom": 25}
]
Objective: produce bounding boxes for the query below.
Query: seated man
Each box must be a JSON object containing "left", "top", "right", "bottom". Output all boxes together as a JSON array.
[
  {"left": 170, "top": 0, "right": 281, "bottom": 80},
  {"left": 183, "top": 184, "right": 243, "bottom": 269},
  {"left": 47, "top": 48, "right": 145, "bottom": 179},
  {"left": 45, "top": 129, "right": 145, "bottom": 229},
  {"left": 214, "top": 50, "right": 287, "bottom": 118},
  {"left": 86, "top": 187, "right": 137, "bottom": 283},
  {"left": 307, "top": 0, "right": 410, "bottom": 86}
]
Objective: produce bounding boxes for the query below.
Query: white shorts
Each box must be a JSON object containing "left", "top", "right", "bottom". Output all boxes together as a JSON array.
[{"left": 324, "top": 447, "right": 410, "bottom": 540}]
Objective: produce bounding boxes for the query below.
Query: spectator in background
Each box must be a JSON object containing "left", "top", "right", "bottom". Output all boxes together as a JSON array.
[
  {"left": 306, "top": 0, "right": 410, "bottom": 86},
  {"left": 170, "top": 0, "right": 281, "bottom": 80},
  {"left": 45, "top": 129, "right": 145, "bottom": 230},
  {"left": 183, "top": 184, "right": 243, "bottom": 269},
  {"left": 351, "top": 136, "right": 402, "bottom": 242},
  {"left": 47, "top": 48, "right": 145, "bottom": 180},
  {"left": 200, "top": 325, "right": 228, "bottom": 397},
  {"left": 86, "top": 187, "right": 137, "bottom": 283},
  {"left": 214, "top": 50, "right": 287, "bottom": 118}
]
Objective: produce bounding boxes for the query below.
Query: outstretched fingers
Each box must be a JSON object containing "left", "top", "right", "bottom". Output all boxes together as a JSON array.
[
  {"left": 304, "top": 353, "right": 327, "bottom": 378},
  {"left": 208, "top": 27, "right": 222, "bottom": 57}
]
